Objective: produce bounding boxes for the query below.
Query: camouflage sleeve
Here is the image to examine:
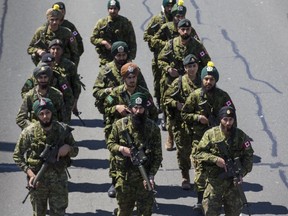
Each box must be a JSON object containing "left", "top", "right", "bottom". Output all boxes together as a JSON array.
[
  {"left": 137, "top": 69, "right": 148, "bottom": 90},
  {"left": 238, "top": 131, "right": 254, "bottom": 176},
  {"left": 92, "top": 67, "right": 109, "bottom": 100},
  {"left": 147, "top": 123, "right": 162, "bottom": 176},
  {"left": 194, "top": 39, "right": 211, "bottom": 69},
  {"left": 70, "top": 25, "right": 84, "bottom": 56},
  {"left": 143, "top": 15, "right": 161, "bottom": 51},
  {"left": 16, "top": 95, "right": 32, "bottom": 130},
  {"left": 145, "top": 92, "right": 158, "bottom": 122},
  {"left": 157, "top": 41, "right": 173, "bottom": 74},
  {"left": 68, "top": 63, "right": 81, "bottom": 99},
  {"left": 150, "top": 24, "right": 169, "bottom": 53},
  {"left": 63, "top": 125, "right": 78, "bottom": 158},
  {"left": 106, "top": 121, "right": 122, "bottom": 154},
  {"left": 126, "top": 20, "right": 137, "bottom": 60},
  {"left": 21, "top": 76, "right": 35, "bottom": 99},
  {"left": 66, "top": 31, "right": 80, "bottom": 66},
  {"left": 104, "top": 89, "right": 119, "bottom": 119},
  {"left": 27, "top": 27, "right": 42, "bottom": 56},
  {"left": 181, "top": 92, "right": 200, "bottom": 124},
  {"left": 90, "top": 19, "right": 106, "bottom": 46},
  {"left": 163, "top": 78, "right": 180, "bottom": 109},
  {"left": 13, "top": 129, "right": 31, "bottom": 172}
]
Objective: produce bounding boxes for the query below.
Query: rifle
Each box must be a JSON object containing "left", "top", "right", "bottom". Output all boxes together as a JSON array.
[
  {"left": 122, "top": 129, "right": 159, "bottom": 209},
  {"left": 22, "top": 127, "right": 74, "bottom": 204},
  {"left": 198, "top": 90, "right": 218, "bottom": 127},
  {"left": 217, "top": 143, "right": 251, "bottom": 216},
  {"left": 73, "top": 111, "right": 85, "bottom": 126}
]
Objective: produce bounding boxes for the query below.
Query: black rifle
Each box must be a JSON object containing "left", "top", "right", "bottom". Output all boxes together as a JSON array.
[
  {"left": 198, "top": 90, "right": 218, "bottom": 128},
  {"left": 22, "top": 127, "right": 74, "bottom": 204},
  {"left": 217, "top": 143, "right": 251, "bottom": 216},
  {"left": 122, "top": 129, "right": 159, "bottom": 209}
]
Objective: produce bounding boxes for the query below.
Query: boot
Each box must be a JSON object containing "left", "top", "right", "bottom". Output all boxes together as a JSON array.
[
  {"left": 181, "top": 170, "right": 191, "bottom": 190},
  {"left": 165, "top": 129, "right": 174, "bottom": 151}
]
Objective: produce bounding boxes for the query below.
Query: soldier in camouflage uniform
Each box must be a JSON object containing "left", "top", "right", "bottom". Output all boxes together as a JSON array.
[
  {"left": 195, "top": 106, "right": 253, "bottom": 216},
  {"left": 13, "top": 98, "right": 79, "bottom": 216},
  {"left": 104, "top": 62, "right": 158, "bottom": 198},
  {"left": 107, "top": 92, "right": 162, "bottom": 216},
  {"left": 48, "top": 39, "right": 83, "bottom": 119},
  {"left": 90, "top": 0, "right": 137, "bottom": 66},
  {"left": 27, "top": 6, "right": 79, "bottom": 66},
  {"left": 93, "top": 41, "right": 148, "bottom": 115},
  {"left": 143, "top": 0, "right": 176, "bottom": 108},
  {"left": 21, "top": 54, "right": 74, "bottom": 122},
  {"left": 158, "top": 18, "right": 211, "bottom": 151},
  {"left": 181, "top": 62, "right": 236, "bottom": 213},
  {"left": 163, "top": 54, "right": 200, "bottom": 190},
  {"left": 52, "top": 2, "right": 84, "bottom": 57},
  {"left": 16, "top": 65, "right": 67, "bottom": 130}
]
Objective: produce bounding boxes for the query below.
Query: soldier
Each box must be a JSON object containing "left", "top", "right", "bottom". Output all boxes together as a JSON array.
[
  {"left": 52, "top": 2, "right": 84, "bottom": 57},
  {"left": 163, "top": 54, "right": 200, "bottom": 189},
  {"left": 104, "top": 62, "right": 158, "bottom": 198},
  {"left": 195, "top": 106, "right": 254, "bottom": 215},
  {"left": 16, "top": 65, "right": 67, "bottom": 130},
  {"left": 181, "top": 62, "right": 236, "bottom": 213},
  {"left": 27, "top": 5, "right": 79, "bottom": 66},
  {"left": 93, "top": 41, "right": 147, "bottom": 115},
  {"left": 13, "top": 98, "right": 79, "bottom": 216},
  {"left": 48, "top": 39, "right": 82, "bottom": 117},
  {"left": 90, "top": 0, "right": 137, "bottom": 66},
  {"left": 143, "top": 0, "right": 176, "bottom": 108},
  {"left": 158, "top": 18, "right": 211, "bottom": 151},
  {"left": 106, "top": 92, "right": 162, "bottom": 216}
]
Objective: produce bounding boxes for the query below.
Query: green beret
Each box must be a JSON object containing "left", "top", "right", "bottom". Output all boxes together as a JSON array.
[
  {"left": 201, "top": 61, "right": 219, "bottom": 82},
  {"left": 218, "top": 106, "right": 235, "bottom": 120},
  {"left": 33, "top": 98, "right": 55, "bottom": 116},
  {"left": 129, "top": 92, "right": 147, "bottom": 108},
  {"left": 171, "top": 3, "right": 187, "bottom": 17},
  {"left": 177, "top": 18, "right": 191, "bottom": 28},
  {"left": 107, "top": 0, "right": 120, "bottom": 10},
  {"left": 183, "top": 54, "right": 198, "bottom": 66},
  {"left": 33, "top": 65, "right": 53, "bottom": 78},
  {"left": 162, "top": 0, "right": 176, "bottom": 7},
  {"left": 48, "top": 39, "right": 63, "bottom": 49},
  {"left": 111, "top": 41, "right": 129, "bottom": 56}
]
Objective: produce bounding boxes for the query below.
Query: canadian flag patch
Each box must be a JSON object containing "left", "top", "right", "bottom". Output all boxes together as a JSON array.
[
  {"left": 61, "top": 84, "right": 68, "bottom": 90},
  {"left": 200, "top": 51, "right": 205, "bottom": 57},
  {"left": 226, "top": 100, "right": 232, "bottom": 106},
  {"left": 243, "top": 141, "right": 251, "bottom": 149}
]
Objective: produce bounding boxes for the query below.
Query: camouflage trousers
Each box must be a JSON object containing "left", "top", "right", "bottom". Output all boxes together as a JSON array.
[
  {"left": 151, "top": 58, "right": 162, "bottom": 105},
  {"left": 171, "top": 120, "right": 192, "bottom": 172},
  {"left": 115, "top": 174, "right": 154, "bottom": 216},
  {"left": 202, "top": 178, "right": 243, "bottom": 216},
  {"left": 192, "top": 136, "right": 207, "bottom": 192},
  {"left": 30, "top": 169, "right": 68, "bottom": 216}
]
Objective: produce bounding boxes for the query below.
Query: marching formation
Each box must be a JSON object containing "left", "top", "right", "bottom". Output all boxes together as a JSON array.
[{"left": 13, "top": 1, "right": 254, "bottom": 216}]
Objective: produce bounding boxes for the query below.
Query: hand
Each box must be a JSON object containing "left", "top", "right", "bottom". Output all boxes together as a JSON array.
[
  {"left": 198, "top": 115, "right": 209, "bottom": 124},
  {"left": 216, "top": 157, "right": 227, "bottom": 172},
  {"left": 57, "top": 144, "right": 72, "bottom": 161},
  {"left": 176, "top": 101, "right": 184, "bottom": 111},
  {"left": 72, "top": 99, "right": 79, "bottom": 115},
  {"left": 105, "top": 87, "right": 113, "bottom": 94},
  {"left": 168, "top": 68, "right": 179, "bottom": 78},
  {"left": 26, "top": 169, "right": 37, "bottom": 188},
  {"left": 36, "top": 49, "right": 46, "bottom": 57},
  {"left": 119, "top": 146, "right": 131, "bottom": 157},
  {"left": 115, "top": 105, "right": 131, "bottom": 116},
  {"left": 143, "top": 178, "right": 155, "bottom": 190},
  {"left": 101, "top": 40, "right": 111, "bottom": 50}
]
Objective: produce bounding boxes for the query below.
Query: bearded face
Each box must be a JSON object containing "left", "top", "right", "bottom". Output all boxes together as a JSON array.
[
  {"left": 38, "top": 109, "right": 53, "bottom": 128},
  {"left": 131, "top": 106, "right": 146, "bottom": 132}
]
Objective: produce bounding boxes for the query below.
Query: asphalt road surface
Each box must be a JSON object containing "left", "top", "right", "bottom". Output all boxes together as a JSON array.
[{"left": 0, "top": 0, "right": 287, "bottom": 215}]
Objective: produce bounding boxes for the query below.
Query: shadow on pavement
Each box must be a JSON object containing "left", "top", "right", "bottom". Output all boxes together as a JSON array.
[
  {"left": 72, "top": 158, "right": 109, "bottom": 170},
  {"left": 69, "top": 182, "right": 111, "bottom": 193},
  {"left": 70, "top": 119, "right": 104, "bottom": 128},
  {"left": 77, "top": 139, "right": 106, "bottom": 150}
]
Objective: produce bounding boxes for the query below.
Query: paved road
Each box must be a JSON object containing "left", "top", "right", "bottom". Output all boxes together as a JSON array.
[{"left": 0, "top": 0, "right": 287, "bottom": 215}]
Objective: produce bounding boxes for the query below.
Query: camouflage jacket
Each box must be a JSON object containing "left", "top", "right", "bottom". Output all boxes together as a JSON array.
[
  {"left": 106, "top": 115, "right": 162, "bottom": 178},
  {"left": 195, "top": 126, "right": 254, "bottom": 179},
  {"left": 16, "top": 86, "right": 66, "bottom": 130},
  {"left": 104, "top": 85, "right": 158, "bottom": 132},
  {"left": 21, "top": 71, "right": 74, "bottom": 116},
  {"left": 181, "top": 87, "right": 236, "bottom": 137},
  {"left": 90, "top": 15, "right": 137, "bottom": 65},
  {"left": 27, "top": 24, "right": 79, "bottom": 66},
  {"left": 92, "top": 61, "right": 148, "bottom": 114},
  {"left": 13, "top": 121, "right": 78, "bottom": 173},
  {"left": 54, "top": 57, "right": 82, "bottom": 99},
  {"left": 143, "top": 11, "right": 171, "bottom": 53},
  {"left": 163, "top": 74, "right": 198, "bottom": 120},
  {"left": 61, "top": 19, "right": 84, "bottom": 56},
  {"left": 151, "top": 21, "right": 200, "bottom": 55}
]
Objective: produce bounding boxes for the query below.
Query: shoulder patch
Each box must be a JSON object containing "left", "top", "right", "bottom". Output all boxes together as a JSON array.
[{"left": 107, "top": 95, "right": 114, "bottom": 104}]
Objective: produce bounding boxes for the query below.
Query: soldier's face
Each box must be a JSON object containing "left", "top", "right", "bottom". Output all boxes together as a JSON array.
[
  {"left": 108, "top": 6, "right": 119, "bottom": 18},
  {"left": 49, "top": 45, "right": 63, "bottom": 59},
  {"left": 178, "top": 27, "right": 192, "bottom": 40},
  {"left": 114, "top": 52, "right": 128, "bottom": 66},
  {"left": 38, "top": 109, "right": 53, "bottom": 128},
  {"left": 164, "top": 4, "right": 173, "bottom": 14},
  {"left": 48, "top": 17, "right": 60, "bottom": 31},
  {"left": 202, "top": 75, "right": 216, "bottom": 91},
  {"left": 220, "top": 117, "right": 234, "bottom": 132},
  {"left": 173, "top": 14, "right": 185, "bottom": 25},
  {"left": 131, "top": 105, "right": 145, "bottom": 115},
  {"left": 124, "top": 74, "right": 137, "bottom": 88},
  {"left": 37, "top": 74, "right": 50, "bottom": 88},
  {"left": 185, "top": 63, "right": 198, "bottom": 77}
]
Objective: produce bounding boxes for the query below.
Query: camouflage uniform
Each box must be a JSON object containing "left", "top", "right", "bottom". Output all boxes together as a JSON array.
[
  {"left": 163, "top": 74, "right": 198, "bottom": 179},
  {"left": 16, "top": 86, "right": 66, "bottom": 130},
  {"left": 90, "top": 15, "right": 137, "bottom": 66},
  {"left": 21, "top": 68, "right": 74, "bottom": 122},
  {"left": 27, "top": 24, "right": 79, "bottom": 66},
  {"left": 92, "top": 61, "right": 148, "bottom": 115},
  {"left": 13, "top": 121, "right": 78, "bottom": 216},
  {"left": 196, "top": 126, "right": 254, "bottom": 215},
  {"left": 181, "top": 87, "right": 236, "bottom": 192},
  {"left": 106, "top": 115, "right": 162, "bottom": 216}
]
